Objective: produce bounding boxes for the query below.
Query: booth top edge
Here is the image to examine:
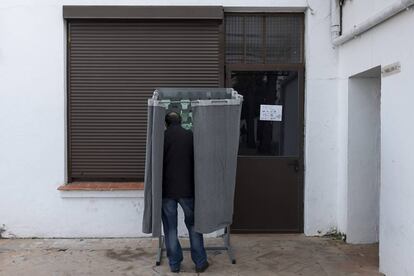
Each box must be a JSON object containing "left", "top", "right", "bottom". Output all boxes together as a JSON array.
[{"left": 153, "top": 88, "right": 239, "bottom": 101}]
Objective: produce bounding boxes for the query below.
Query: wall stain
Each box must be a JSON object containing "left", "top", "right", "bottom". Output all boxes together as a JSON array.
[
  {"left": 105, "top": 248, "right": 151, "bottom": 262},
  {"left": 0, "top": 224, "right": 6, "bottom": 238}
]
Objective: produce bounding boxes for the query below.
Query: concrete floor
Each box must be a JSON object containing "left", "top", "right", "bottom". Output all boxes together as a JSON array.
[{"left": 0, "top": 234, "right": 381, "bottom": 276}]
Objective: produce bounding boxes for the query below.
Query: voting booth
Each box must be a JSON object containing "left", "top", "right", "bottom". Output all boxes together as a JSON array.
[{"left": 142, "top": 88, "right": 243, "bottom": 265}]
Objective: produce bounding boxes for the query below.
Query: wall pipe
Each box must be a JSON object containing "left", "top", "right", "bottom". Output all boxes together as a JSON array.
[
  {"left": 332, "top": 0, "right": 414, "bottom": 46},
  {"left": 330, "top": 0, "right": 341, "bottom": 40}
]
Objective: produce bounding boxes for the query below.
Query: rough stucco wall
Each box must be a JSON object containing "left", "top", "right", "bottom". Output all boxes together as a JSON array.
[
  {"left": 341, "top": 0, "right": 397, "bottom": 34},
  {"left": 336, "top": 76, "right": 348, "bottom": 235},
  {"left": 0, "top": 0, "right": 340, "bottom": 238},
  {"left": 337, "top": 7, "right": 414, "bottom": 276},
  {"left": 303, "top": 0, "right": 339, "bottom": 235}
]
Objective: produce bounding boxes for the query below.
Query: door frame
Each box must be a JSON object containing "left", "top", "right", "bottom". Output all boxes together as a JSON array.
[{"left": 226, "top": 64, "right": 305, "bottom": 232}]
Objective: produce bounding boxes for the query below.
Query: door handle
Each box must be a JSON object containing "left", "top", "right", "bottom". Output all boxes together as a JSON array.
[{"left": 287, "top": 160, "right": 300, "bottom": 172}]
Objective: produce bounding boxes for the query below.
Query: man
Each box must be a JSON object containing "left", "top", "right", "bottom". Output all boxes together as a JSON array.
[{"left": 162, "top": 111, "right": 209, "bottom": 273}]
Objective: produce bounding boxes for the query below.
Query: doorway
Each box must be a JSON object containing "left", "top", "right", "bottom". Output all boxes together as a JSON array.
[
  {"left": 347, "top": 66, "right": 381, "bottom": 243},
  {"left": 228, "top": 69, "right": 304, "bottom": 232}
]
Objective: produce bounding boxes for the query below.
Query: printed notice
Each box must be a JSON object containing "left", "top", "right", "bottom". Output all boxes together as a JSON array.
[{"left": 260, "top": 105, "right": 283, "bottom": 121}]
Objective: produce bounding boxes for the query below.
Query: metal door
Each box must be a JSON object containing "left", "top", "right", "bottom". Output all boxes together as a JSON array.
[{"left": 228, "top": 67, "right": 304, "bottom": 233}]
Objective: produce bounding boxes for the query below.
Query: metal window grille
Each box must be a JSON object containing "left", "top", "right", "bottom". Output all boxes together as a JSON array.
[{"left": 225, "top": 14, "right": 304, "bottom": 64}]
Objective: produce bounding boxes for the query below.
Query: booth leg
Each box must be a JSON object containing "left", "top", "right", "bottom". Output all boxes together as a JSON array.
[
  {"left": 156, "top": 235, "right": 164, "bottom": 266},
  {"left": 224, "top": 226, "right": 236, "bottom": 264},
  {"left": 227, "top": 246, "right": 236, "bottom": 264}
]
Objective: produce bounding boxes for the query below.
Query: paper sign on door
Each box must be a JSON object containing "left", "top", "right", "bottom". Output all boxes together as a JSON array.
[{"left": 260, "top": 105, "right": 283, "bottom": 121}]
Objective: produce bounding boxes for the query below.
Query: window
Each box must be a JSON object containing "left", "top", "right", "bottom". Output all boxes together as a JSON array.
[
  {"left": 225, "top": 14, "right": 304, "bottom": 64},
  {"left": 67, "top": 19, "right": 222, "bottom": 182}
]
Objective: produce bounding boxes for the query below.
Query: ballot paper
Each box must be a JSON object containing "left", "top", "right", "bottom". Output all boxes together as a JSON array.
[{"left": 260, "top": 104, "right": 283, "bottom": 121}]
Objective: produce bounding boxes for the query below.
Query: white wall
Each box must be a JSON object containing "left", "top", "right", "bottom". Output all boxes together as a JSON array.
[
  {"left": 0, "top": 0, "right": 341, "bottom": 238},
  {"left": 337, "top": 5, "right": 414, "bottom": 275},
  {"left": 341, "top": 0, "right": 397, "bottom": 33},
  {"left": 304, "top": 0, "right": 339, "bottom": 235}
]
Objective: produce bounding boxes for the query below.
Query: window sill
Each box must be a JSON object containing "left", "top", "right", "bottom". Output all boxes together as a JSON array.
[
  {"left": 58, "top": 182, "right": 144, "bottom": 191},
  {"left": 58, "top": 182, "right": 144, "bottom": 198}
]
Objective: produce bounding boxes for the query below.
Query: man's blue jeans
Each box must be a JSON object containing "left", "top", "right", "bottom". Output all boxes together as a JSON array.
[{"left": 161, "top": 198, "right": 207, "bottom": 270}]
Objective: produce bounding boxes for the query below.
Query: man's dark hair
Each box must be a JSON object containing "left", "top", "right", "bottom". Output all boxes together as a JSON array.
[{"left": 165, "top": 112, "right": 182, "bottom": 127}]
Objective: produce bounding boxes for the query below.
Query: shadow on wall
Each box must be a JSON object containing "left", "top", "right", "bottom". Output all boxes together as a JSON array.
[{"left": 347, "top": 66, "right": 381, "bottom": 244}]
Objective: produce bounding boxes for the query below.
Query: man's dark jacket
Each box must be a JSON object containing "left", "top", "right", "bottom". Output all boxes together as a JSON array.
[{"left": 163, "top": 123, "right": 194, "bottom": 199}]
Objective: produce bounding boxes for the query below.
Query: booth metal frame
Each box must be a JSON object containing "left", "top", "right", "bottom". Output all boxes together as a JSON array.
[
  {"left": 150, "top": 88, "right": 241, "bottom": 266},
  {"left": 155, "top": 226, "right": 236, "bottom": 266}
]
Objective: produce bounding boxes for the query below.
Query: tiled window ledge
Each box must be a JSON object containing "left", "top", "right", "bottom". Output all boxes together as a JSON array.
[
  {"left": 58, "top": 182, "right": 144, "bottom": 198},
  {"left": 58, "top": 182, "right": 144, "bottom": 191}
]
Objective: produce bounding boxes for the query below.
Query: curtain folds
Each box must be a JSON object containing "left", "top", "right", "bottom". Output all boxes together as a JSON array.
[{"left": 143, "top": 89, "right": 242, "bottom": 236}]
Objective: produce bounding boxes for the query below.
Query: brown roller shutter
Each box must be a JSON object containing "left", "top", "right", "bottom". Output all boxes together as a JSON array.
[{"left": 68, "top": 19, "right": 223, "bottom": 182}]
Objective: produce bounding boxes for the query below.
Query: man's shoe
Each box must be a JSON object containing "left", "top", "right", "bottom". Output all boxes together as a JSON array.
[
  {"left": 170, "top": 267, "right": 180, "bottom": 273},
  {"left": 195, "top": 261, "right": 209, "bottom": 273},
  {"left": 170, "top": 264, "right": 180, "bottom": 273}
]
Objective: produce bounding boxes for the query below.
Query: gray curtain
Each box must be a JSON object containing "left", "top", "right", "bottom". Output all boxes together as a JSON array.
[
  {"left": 192, "top": 103, "right": 242, "bottom": 233},
  {"left": 142, "top": 104, "right": 165, "bottom": 237},
  {"left": 142, "top": 89, "right": 242, "bottom": 235}
]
